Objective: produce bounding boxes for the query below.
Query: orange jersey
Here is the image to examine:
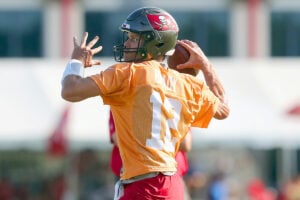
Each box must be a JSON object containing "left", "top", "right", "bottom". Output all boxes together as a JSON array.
[{"left": 91, "top": 60, "right": 220, "bottom": 180}]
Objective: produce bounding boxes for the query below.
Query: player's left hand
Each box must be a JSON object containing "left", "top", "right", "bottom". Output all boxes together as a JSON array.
[{"left": 72, "top": 32, "right": 102, "bottom": 67}]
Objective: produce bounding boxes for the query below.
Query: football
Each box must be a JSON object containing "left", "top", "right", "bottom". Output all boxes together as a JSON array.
[{"left": 167, "top": 43, "right": 198, "bottom": 76}]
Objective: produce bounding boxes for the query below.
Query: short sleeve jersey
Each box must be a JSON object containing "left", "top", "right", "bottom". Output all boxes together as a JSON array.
[{"left": 91, "top": 60, "right": 220, "bottom": 180}]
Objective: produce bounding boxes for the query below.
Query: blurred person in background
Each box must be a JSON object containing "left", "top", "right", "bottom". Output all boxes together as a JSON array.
[
  {"left": 278, "top": 174, "right": 300, "bottom": 200},
  {"left": 185, "top": 168, "right": 208, "bottom": 199},
  {"left": 207, "top": 171, "right": 228, "bottom": 200},
  {"left": 108, "top": 110, "right": 122, "bottom": 182},
  {"left": 247, "top": 178, "right": 276, "bottom": 200}
]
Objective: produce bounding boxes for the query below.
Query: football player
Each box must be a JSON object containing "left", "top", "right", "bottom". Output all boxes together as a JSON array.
[{"left": 61, "top": 7, "right": 229, "bottom": 200}]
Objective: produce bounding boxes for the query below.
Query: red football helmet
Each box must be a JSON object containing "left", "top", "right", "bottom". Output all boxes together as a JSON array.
[{"left": 114, "top": 7, "right": 179, "bottom": 62}]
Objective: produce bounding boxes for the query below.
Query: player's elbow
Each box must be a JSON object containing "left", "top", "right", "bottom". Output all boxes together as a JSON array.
[
  {"left": 61, "top": 77, "right": 86, "bottom": 102},
  {"left": 61, "top": 90, "right": 81, "bottom": 102},
  {"left": 61, "top": 86, "right": 83, "bottom": 102},
  {"left": 213, "top": 103, "right": 230, "bottom": 120}
]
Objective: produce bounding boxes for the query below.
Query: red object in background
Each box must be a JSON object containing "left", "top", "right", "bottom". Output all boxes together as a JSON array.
[
  {"left": 0, "top": 178, "right": 14, "bottom": 200},
  {"left": 47, "top": 105, "right": 70, "bottom": 156},
  {"left": 247, "top": 178, "right": 276, "bottom": 200},
  {"left": 61, "top": 0, "right": 73, "bottom": 58},
  {"left": 286, "top": 104, "right": 300, "bottom": 116},
  {"left": 52, "top": 174, "right": 67, "bottom": 200},
  {"left": 108, "top": 111, "right": 123, "bottom": 177},
  {"left": 247, "top": 0, "right": 260, "bottom": 58}
]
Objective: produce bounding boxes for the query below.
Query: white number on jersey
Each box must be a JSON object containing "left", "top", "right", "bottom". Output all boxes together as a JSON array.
[{"left": 146, "top": 91, "right": 182, "bottom": 152}]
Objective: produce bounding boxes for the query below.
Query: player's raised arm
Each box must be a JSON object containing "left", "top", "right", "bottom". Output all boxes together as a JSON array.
[
  {"left": 61, "top": 32, "right": 103, "bottom": 102},
  {"left": 177, "top": 40, "right": 230, "bottom": 120}
]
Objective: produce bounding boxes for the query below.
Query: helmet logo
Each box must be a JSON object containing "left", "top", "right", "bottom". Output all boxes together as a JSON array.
[
  {"left": 121, "top": 23, "right": 130, "bottom": 30},
  {"left": 147, "top": 14, "right": 178, "bottom": 32}
]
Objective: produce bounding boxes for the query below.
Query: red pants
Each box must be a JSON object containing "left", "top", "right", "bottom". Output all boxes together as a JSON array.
[{"left": 120, "top": 173, "right": 184, "bottom": 200}]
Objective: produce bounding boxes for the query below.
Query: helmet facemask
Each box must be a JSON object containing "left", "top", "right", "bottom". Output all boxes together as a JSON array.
[{"left": 113, "top": 32, "right": 148, "bottom": 62}]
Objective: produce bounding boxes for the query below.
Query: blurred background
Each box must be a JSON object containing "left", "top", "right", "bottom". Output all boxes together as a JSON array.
[{"left": 0, "top": 0, "right": 300, "bottom": 199}]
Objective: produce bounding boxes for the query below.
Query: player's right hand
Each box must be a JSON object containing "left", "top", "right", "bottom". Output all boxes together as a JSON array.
[
  {"left": 72, "top": 32, "right": 102, "bottom": 67},
  {"left": 176, "top": 40, "right": 210, "bottom": 72}
]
